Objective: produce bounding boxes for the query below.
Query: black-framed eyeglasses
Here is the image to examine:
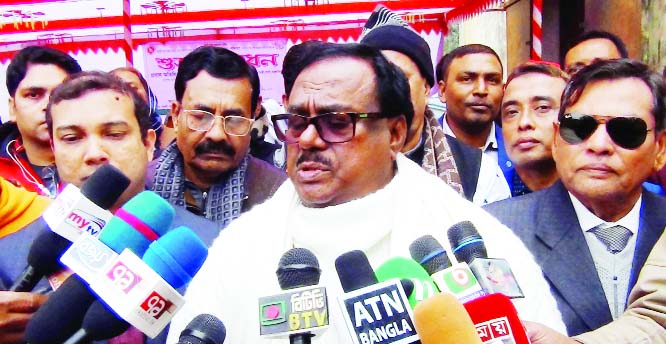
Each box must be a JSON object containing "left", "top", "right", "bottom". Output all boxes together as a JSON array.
[
  {"left": 558, "top": 113, "right": 654, "bottom": 149},
  {"left": 183, "top": 109, "right": 254, "bottom": 136},
  {"left": 271, "top": 112, "right": 386, "bottom": 144}
]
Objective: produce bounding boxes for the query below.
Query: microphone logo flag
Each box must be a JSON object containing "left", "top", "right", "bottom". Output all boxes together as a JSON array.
[
  {"left": 140, "top": 290, "right": 174, "bottom": 319},
  {"left": 259, "top": 286, "right": 329, "bottom": 336},
  {"left": 65, "top": 209, "right": 107, "bottom": 236},
  {"left": 475, "top": 317, "right": 514, "bottom": 343},
  {"left": 339, "top": 280, "right": 418, "bottom": 344},
  {"left": 106, "top": 261, "right": 143, "bottom": 294},
  {"left": 431, "top": 262, "right": 485, "bottom": 302}
]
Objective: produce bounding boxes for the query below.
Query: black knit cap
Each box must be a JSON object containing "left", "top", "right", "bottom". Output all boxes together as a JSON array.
[{"left": 361, "top": 22, "right": 435, "bottom": 87}]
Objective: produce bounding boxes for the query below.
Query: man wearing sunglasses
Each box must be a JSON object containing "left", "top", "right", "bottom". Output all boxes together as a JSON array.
[
  {"left": 485, "top": 59, "right": 666, "bottom": 336},
  {"left": 148, "top": 46, "right": 286, "bottom": 228}
]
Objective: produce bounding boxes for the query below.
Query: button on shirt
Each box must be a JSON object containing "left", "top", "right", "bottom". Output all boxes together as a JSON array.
[
  {"left": 569, "top": 193, "right": 641, "bottom": 319},
  {"left": 441, "top": 116, "right": 511, "bottom": 205}
]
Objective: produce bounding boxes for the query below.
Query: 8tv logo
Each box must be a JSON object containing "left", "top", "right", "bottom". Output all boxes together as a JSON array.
[
  {"left": 106, "top": 261, "right": 142, "bottom": 293},
  {"left": 141, "top": 291, "right": 173, "bottom": 319}
]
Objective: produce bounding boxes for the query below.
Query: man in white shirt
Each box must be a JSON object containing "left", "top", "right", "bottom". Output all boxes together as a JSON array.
[
  {"left": 485, "top": 59, "right": 666, "bottom": 335},
  {"left": 436, "top": 44, "right": 511, "bottom": 205},
  {"left": 166, "top": 42, "right": 566, "bottom": 343}
]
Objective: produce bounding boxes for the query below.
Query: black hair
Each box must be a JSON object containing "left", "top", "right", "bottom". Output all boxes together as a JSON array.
[
  {"left": 282, "top": 40, "right": 327, "bottom": 97},
  {"left": 560, "top": 59, "right": 665, "bottom": 131},
  {"left": 505, "top": 61, "right": 569, "bottom": 88},
  {"left": 6, "top": 46, "right": 82, "bottom": 97},
  {"left": 174, "top": 46, "right": 260, "bottom": 113},
  {"left": 283, "top": 42, "right": 414, "bottom": 128},
  {"left": 435, "top": 44, "right": 503, "bottom": 83},
  {"left": 46, "top": 71, "right": 152, "bottom": 140},
  {"left": 568, "top": 30, "right": 629, "bottom": 59}
]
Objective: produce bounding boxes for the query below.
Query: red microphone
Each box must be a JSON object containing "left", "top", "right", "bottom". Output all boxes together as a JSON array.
[{"left": 463, "top": 293, "right": 529, "bottom": 344}]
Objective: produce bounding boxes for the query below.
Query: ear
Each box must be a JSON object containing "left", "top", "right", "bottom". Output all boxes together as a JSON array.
[
  {"left": 387, "top": 115, "right": 408, "bottom": 160},
  {"left": 437, "top": 80, "right": 446, "bottom": 103},
  {"left": 171, "top": 101, "right": 181, "bottom": 133},
  {"left": 652, "top": 131, "right": 666, "bottom": 172},
  {"left": 143, "top": 129, "right": 157, "bottom": 162},
  {"left": 282, "top": 94, "right": 289, "bottom": 110},
  {"left": 253, "top": 96, "right": 263, "bottom": 119},
  {"left": 551, "top": 122, "right": 561, "bottom": 162},
  {"left": 8, "top": 97, "right": 16, "bottom": 122}
]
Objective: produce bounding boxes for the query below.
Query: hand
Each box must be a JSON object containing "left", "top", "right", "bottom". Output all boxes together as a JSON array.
[
  {"left": 524, "top": 320, "right": 578, "bottom": 344},
  {"left": 0, "top": 291, "right": 48, "bottom": 344}
]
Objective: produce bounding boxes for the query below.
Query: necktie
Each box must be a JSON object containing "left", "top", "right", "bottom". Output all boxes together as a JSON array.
[{"left": 589, "top": 224, "right": 633, "bottom": 254}]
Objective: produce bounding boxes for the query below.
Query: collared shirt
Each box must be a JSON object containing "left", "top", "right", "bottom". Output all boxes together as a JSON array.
[
  {"left": 441, "top": 115, "right": 510, "bottom": 205},
  {"left": 569, "top": 192, "right": 641, "bottom": 319}
]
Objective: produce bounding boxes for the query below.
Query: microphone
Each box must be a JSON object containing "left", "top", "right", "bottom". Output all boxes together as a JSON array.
[
  {"left": 374, "top": 256, "right": 438, "bottom": 308},
  {"left": 178, "top": 314, "right": 226, "bottom": 344},
  {"left": 463, "top": 293, "right": 529, "bottom": 344},
  {"left": 413, "top": 292, "right": 481, "bottom": 344},
  {"left": 25, "top": 191, "right": 175, "bottom": 344},
  {"left": 258, "top": 248, "right": 328, "bottom": 343},
  {"left": 410, "top": 234, "right": 484, "bottom": 302},
  {"left": 64, "top": 226, "right": 209, "bottom": 343},
  {"left": 10, "top": 164, "right": 130, "bottom": 291},
  {"left": 335, "top": 250, "right": 419, "bottom": 344},
  {"left": 448, "top": 221, "right": 524, "bottom": 298}
]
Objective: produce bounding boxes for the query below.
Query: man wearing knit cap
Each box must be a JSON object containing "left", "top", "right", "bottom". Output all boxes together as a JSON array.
[{"left": 361, "top": 5, "right": 481, "bottom": 199}]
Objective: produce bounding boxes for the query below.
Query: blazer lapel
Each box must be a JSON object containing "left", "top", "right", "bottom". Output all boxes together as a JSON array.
[
  {"left": 629, "top": 190, "right": 666, "bottom": 290},
  {"left": 533, "top": 182, "right": 613, "bottom": 331}
]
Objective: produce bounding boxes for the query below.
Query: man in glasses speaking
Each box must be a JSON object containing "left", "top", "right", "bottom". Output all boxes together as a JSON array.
[
  {"left": 167, "top": 42, "right": 566, "bottom": 342},
  {"left": 485, "top": 59, "right": 666, "bottom": 336},
  {"left": 149, "top": 46, "right": 286, "bottom": 228}
]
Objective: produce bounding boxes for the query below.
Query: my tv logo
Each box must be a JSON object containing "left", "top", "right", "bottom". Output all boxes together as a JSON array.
[
  {"left": 140, "top": 291, "right": 173, "bottom": 319},
  {"left": 106, "top": 261, "right": 142, "bottom": 293},
  {"left": 341, "top": 280, "right": 418, "bottom": 344},
  {"left": 65, "top": 209, "right": 106, "bottom": 236}
]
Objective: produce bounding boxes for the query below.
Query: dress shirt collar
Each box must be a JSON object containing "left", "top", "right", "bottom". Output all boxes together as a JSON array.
[{"left": 568, "top": 192, "right": 641, "bottom": 235}]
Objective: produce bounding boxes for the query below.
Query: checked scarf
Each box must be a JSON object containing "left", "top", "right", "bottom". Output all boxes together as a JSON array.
[{"left": 421, "top": 108, "right": 465, "bottom": 196}]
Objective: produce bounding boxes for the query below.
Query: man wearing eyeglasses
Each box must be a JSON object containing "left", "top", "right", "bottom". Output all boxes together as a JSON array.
[
  {"left": 149, "top": 46, "right": 286, "bottom": 228},
  {"left": 485, "top": 59, "right": 666, "bottom": 336},
  {"left": 167, "top": 42, "right": 566, "bottom": 343}
]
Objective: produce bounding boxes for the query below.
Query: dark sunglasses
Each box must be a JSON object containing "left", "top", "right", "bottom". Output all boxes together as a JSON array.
[{"left": 558, "top": 113, "right": 653, "bottom": 149}]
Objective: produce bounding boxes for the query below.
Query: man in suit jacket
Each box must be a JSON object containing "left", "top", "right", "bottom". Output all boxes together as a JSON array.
[
  {"left": 524, "top": 230, "right": 666, "bottom": 343},
  {"left": 436, "top": 44, "right": 512, "bottom": 205},
  {"left": 484, "top": 59, "right": 666, "bottom": 335}
]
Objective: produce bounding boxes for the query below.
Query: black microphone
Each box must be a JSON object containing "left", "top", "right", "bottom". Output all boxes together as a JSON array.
[
  {"left": 10, "top": 164, "right": 130, "bottom": 291},
  {"left": 409, "top": 234, "right": 452, "bottom": 275},
  {"left": 178, "top": 314, "right": 226, "bottom": 344},
  {"left": 448, "top": 221, "right": 524, "bottom": 298},
  {"left": 278, "top": 248, "right": 321, "bottom": 344}
]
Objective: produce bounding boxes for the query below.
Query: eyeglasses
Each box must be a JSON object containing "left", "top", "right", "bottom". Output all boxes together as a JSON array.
[
  {"left": 183, "top": 109, "right": 254, "bottom": 136},
  {"left": 558, "top": 113, "right": 653, "bottom": 149},
  {"left": 271, "top": 112, "right": 385, "bottom": 144}
]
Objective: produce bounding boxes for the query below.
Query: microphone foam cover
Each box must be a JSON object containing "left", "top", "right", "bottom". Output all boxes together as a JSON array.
[
  {"left": 24, "top": 275, "right": 97, "bottom": 344},
  {"left": 276, "top": 247, "right": 321, "bottom": 289},
  {"left": 99, "top": 191, "right": 175, "bottom": 255},
  {"left": 143, "top": 226, "right": 208, "bottom": 289},
  {"left": 413, "top": 293, "right": 482, "bottom": 344},
  {"left": 448, "top": 221, "right": 488, "bottom": 264},
  {"left": 409, "top": 235, "right": 452, "bottom": 275},
  {"left": 81, "top": 300, "right": 130, "bottom": 340},
  {"left": 179, "top": 314, "right": 227, "bottom": 344},
  {"left": 335, "top": 250, "right": 378, "bottom": 292},
  {"left": 27, "top": 228, "right": 71, "bottom": 275},
  {"left": 80, "top": 164, "right": 131, "bottom": 209}
]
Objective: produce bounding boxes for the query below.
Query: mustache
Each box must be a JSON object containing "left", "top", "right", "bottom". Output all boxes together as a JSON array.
[
  {"left": 296, "top": 151, "right": 332, "bottom": 167},
  {"left": 194, "top": 140, "right": 236, "bottom": 157}
]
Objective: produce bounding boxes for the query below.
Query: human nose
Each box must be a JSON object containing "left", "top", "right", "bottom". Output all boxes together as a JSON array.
[
  {"left": 205, "top": 116, "right": 228, "bottom": 141},
  {"left": 83, "top": 138, "right": 110, "bottom": 165},
  {"left": 298, "top": 122, "right": 327, "bottom": 150},
  {"left": 473, "top": 79, "right": 488, "bottom": 96},
  {"left": 518, "top": 110, "right": 535, "bottom": 131},
  {"left": 585, "top": 123, "right": 614, "bottom": 155}
]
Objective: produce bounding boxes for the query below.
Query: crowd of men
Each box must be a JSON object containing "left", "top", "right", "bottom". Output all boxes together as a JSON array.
[{"left": 0, "top": 5, "right": 665, "bottom": 344}]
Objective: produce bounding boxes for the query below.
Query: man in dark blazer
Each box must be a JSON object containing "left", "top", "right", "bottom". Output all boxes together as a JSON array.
[{"left": 484, "top": 59, "right": 666, "bottom": 336}]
